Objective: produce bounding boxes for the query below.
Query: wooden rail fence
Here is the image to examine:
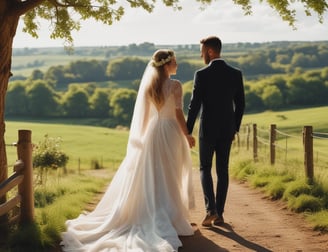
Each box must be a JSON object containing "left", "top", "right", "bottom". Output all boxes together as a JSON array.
[
  {"left": 235, "top": 124, "right": 328, "bottom": 181},
  {"left": 0, "top": 130, "right": 34, "bottom": 225}
]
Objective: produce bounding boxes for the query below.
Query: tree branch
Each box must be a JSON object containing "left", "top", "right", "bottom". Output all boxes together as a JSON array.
[{"left": 10, "top": 0, "right": 46, "bottom": 16}]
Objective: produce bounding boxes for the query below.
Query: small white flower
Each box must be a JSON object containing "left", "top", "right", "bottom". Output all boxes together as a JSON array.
[{"left": 151, "top": 55, "right": 173, "bottom": 67}]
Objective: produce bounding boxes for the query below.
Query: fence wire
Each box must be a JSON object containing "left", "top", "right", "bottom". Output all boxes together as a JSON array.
[{"left": 235, "top": 124, "right": 328, "bottom": 177}]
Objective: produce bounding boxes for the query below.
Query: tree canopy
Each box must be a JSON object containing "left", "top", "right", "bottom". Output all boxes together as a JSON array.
[{"left": 11, "top": 0, "right": 328, "bottom": 48}]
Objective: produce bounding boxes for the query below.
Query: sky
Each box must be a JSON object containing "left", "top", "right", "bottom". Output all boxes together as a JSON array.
[{"left": 13, "top": 0, "right": 328, "bottom": 48}]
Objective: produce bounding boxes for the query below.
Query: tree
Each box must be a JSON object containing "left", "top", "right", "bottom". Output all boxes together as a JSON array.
[
  {"left": 110, "top": 88, "right": 137, "bottom": 126},
  {"left": 5, "top": 82, "right": 29, "bottom": 116},
  {"left": 106, "top": 57, "right": 147, "bottom": 80},
  {"left": 89, "top": 89, "right": 111, "bottom": 118},
  {"left": 44, "top": 65, "right": 75, "bottom": 89},
  {"left": 245, "top": 92, "right": 264, "bottom": 112},
  {"left": 0, "top": 0, "right": 327, "bottom": 235},
  {"left": 29, "top": 69, "right": 44, "bottom": 80},
  {"left": 26, "top": 80, "right": 58, "bottom": 116},
  {"left": 68, "top": 60, "right": 108, "bottom": 82},
  {"left": 261, "top": 85, "right": 283, "bottom": 109},
  {"left": 62, "top": 87, "right": 90, "bottom": 117}
]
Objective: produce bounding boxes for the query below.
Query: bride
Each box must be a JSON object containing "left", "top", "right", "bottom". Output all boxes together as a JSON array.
[{"left": 61, "top": 49, "right": 195, "bottom": 251}]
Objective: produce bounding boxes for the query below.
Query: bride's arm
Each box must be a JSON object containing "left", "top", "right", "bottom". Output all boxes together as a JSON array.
[
  {"left": 176, "top": 108, "right": 195, "bottom": 148},
  {"left": 173, "top": 80, "right": 195, "bottom": 148}
]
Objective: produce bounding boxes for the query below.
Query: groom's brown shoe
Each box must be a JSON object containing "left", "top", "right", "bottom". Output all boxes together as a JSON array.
[
  {"left": 213, "top": 215, "right": 224, "bottom": 226},
  {"left": 202, "top": 212, "right": 218, "bottom": 227}
]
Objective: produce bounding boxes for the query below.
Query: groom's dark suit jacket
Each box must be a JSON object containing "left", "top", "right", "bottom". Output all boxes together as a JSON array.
[{"left": 187, "top": 59, "right": 245, "bottom": 142}]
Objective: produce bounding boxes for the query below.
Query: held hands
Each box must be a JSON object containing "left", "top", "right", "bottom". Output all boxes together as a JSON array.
[{"left": 186, "top": 134, "right": 196, "bottom": 148}]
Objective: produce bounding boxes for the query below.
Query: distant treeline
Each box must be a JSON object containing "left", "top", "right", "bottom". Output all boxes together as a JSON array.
[{"left": 7, "top": 41, "right": 328, "bottom": 127}]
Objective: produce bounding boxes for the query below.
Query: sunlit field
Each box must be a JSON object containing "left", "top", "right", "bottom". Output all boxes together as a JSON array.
[
  {"left": 6, "top": 121, "right": 129, "bottom": 172},
  {"left": 239, "top": 106, "right": 328, "bottom": 170}
]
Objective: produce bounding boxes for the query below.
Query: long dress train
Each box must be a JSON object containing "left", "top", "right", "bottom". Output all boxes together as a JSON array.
[{"left": 61, "top": 78, "right": 194, "bottom": 252}]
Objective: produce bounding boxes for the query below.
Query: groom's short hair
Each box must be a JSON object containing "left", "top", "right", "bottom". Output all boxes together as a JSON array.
[{"left": 200, "top": 36, "right": 222, "bottom": 54}]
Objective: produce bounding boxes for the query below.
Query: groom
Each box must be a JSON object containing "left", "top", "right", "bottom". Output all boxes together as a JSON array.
[{"left": 187, "top": 36, "right": 245, "bottom": 226}]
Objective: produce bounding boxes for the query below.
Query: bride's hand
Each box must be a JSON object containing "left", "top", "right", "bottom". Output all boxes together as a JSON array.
[{"left": 186, "top": 134, "right": 195, "bottom": 148}]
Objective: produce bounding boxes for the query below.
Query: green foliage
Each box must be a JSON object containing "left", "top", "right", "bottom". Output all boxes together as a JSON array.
[
  {"left": 34, "top": 190, "right": 57, "bottom": 208},
  {"left": 26, "top": 81, "right": 58, "bottom": 117},
  {"left": 250, "top": 175, "right": 271, "bottom": 188},
  {"left": 33, "top": 134, "right": 69, "bottom": 185},
  {"left": 231, "top": 159, "right": 255, "bottom": 180},
  {"left": 110, "top": 88, "right": 137, "bottom": 126},
  {"left": 283, "top": 180, "right": 312, "bottom": 199},
  {"left": 18, "top": 0, "right": 328, "bottom": 49},
  {"left": 6, "top": 172, "right": 110, "bottom": 251},
  {"left": 5, "top": 82, "right": 29, "bottom": 116},
  {"left": 9, "top": 42, "right": 328, "bottom": 118},
  {"left": 106, "top": 57, "right": 148, "bottom": 80},
  {"left": 288, "top": 194, "right": 323, "bottom": 213},
  {"left": 307, "top": 211, "right": 328, "bottom": 232},
  {"left": 62, "top": 86, "right": 90, "bottom": 117},
  {"left": 9, "top": 222, "right": 44, "bottom": 252},
  {"left": 20, "top": 0, "right": 193, "bottom": 47},
  {"left": 265, "top": 179, "right": 286, "bottom": 200},
  {"left": 33, "top": 135, "right": 69, "bottom": 170},
  {"left": 89, "top": 89, "right": 111, "bottom": 118},
  {"left": 69, "top": 60, "right": 108, "bottom": 82}
]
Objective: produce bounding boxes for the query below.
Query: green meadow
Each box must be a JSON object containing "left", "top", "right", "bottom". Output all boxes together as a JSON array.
[
  {"left": 242, "top": 106, "right": 328, "bottom": 133},
  {"left": 5, "top": 105, "right": 328, "bottom": 176},
  {"left": 5, "top": 120, "right": 129, "bottom": 172},
  {"left": 240, "top": 106, "right": 328, "bottom": 167},
  {"left": 12, "top": 54, "right": 107, "bottom": 77},
  {"left": 5, "top": 106, "right": 327, "bottom": 177}
]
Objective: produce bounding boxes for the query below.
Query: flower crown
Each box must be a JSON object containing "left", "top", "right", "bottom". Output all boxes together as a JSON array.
[{"left": 151, "top": 55, "right": 173, "bottom": 67}]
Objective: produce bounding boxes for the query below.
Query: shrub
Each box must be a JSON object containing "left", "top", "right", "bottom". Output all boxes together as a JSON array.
[
  {"left": 283, "top": 180, "right": 312, "bottom": 199},
  {"left": 33, "top": 134, "right": 69, "bottom": 185},
  {"left": 265, "top": 178, "right": 286, "bottom": 200},
  {"left": 288, "top": 194, "right": 322, "bottom": 213}
]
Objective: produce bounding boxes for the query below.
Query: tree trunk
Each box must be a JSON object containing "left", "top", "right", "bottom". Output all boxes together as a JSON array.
[{"left": 0, "top": 4, "right": 20, "bottom": 243}]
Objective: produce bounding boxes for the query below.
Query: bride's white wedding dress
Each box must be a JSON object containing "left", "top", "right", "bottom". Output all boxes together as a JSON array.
[{"left": 61, "top": 77, "right": 194, "bottom": 252}]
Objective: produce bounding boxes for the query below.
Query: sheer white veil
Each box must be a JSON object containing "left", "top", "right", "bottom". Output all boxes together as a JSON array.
[{"left": 127, "top": 61, "right": 157, "bottom": 153}]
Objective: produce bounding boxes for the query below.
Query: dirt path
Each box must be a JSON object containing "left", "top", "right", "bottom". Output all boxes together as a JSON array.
[
  {"left": 56, "top": 169, "right": 328, "bottom": 251},
  {"left": 180, "top": 170, "right": 328, "bottom": 251}
]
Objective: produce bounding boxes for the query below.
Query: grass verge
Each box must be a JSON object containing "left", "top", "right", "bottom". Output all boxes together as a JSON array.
[
  {"left": 230, "top": 150, "right": 328, "bottom": 233},
  {"left": 4, "top": 170, "right": 111, "bottom": 251}
]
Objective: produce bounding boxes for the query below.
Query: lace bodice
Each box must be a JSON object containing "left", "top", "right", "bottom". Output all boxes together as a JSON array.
[{"left": 157, "top": 79, "right": 183, "bottom": 119}]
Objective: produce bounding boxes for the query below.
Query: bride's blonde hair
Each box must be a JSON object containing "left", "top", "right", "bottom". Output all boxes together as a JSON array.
[{"left": 147, "top": 49, "right": 175, "bottom": 108}]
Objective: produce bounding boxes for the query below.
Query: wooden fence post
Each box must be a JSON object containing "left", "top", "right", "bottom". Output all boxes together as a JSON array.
[
  {"left": 303, "top": 126, "right": 314, "bottom": 181},
  {"left": 246, "top": 124, "right": 250, "bottom": 151},
  {"left": 270, "top": 124, "right": 276, "bottom": 165},
  {"left": 236, "top": 133, "right": 240, "bottom": 148},
  {"left": 17, "top": 130, "right": 34, "bottom": 224},
  {"left": 253, "top": 124, "right": 258, "bottom": 162}
]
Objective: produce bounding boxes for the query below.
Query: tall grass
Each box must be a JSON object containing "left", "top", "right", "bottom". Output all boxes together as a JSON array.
[{"left": 6, "top": 171, "right": 111, "bottom": 251}]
